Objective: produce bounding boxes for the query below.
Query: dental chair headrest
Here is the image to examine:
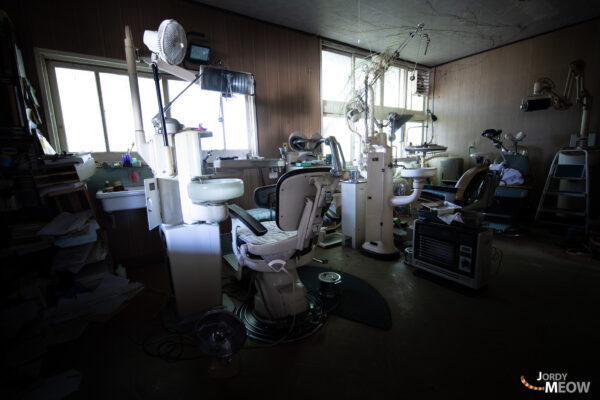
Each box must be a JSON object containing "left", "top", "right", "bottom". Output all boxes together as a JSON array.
[{"left": 275, "top": 167, "right": 334, "bottom": 231}]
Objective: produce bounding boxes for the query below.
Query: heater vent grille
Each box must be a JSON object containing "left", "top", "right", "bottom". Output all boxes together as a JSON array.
[{"left": 417, "top": 235, "right": 455, "bottom": 269}]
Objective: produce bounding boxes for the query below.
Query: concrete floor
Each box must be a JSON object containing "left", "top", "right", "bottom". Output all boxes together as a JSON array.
[{"left": 43, "top": 228, "right": 599, "bottom": 399}]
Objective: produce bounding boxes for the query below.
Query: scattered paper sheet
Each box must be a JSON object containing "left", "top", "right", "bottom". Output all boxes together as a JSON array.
[
  {"left": 438, "top": 212, "right": 464, "bottom": 225},
  {"left": 74, "top": 261, "right": 112, "bottom": 286},
  {"left": 52, "top": 243, "right": 94, "bottom": 273},
  {"left": 37, "top": 211, "right": 92, "bottom": 236},
  {"left": 54, "top": 220, "right": 99, "bottom": 248},
  {"left": 46, "top": 273, "right": 144, "bottom": 324}
]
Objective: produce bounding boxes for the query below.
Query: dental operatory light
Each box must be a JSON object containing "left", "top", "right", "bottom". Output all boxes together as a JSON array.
[
  {"left": 143, "top": 19, "right": 187, "bottom": 65},
  {"left": 520, "top": 60, "right": 592, "bottom": 147}
]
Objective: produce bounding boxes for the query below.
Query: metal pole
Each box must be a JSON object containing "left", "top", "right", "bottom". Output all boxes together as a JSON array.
[{"left": 152, "top": 63, "right": 169, "bottom": 147}]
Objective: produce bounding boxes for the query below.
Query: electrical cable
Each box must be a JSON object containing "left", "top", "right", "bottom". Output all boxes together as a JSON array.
[{"left": 141, "top": 328, "right": 204, "bottom": 361}]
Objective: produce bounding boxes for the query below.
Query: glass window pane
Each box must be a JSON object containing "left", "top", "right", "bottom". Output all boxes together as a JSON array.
[
  {"left": 99, "top": 72, "right": 135, "bottom": 152},
  {"left": 55, "top": 67, "right": 105, "bottom": 152},
  {"left": 399, "top": 68, "right": 406, "bottom": 108},
  {"left": 167, "top": 80, "right": 223, "bottom": 150},
  {"left": 354, "top": 58, "right": 380, "bottom": 106},
  {"left": 222, "top": 95, "right": 249, "bottom": 150},
  {"left": 322, "top": 51, "right": 352, "bottom": 102},
  {"left": 383, "top": 67, "right": 400, "bottom": 108},
  {"left": 410, "top": 94, "right": 424, "bottom": 111},
  {"left": 407, "top": 71, "right": 424, "bottom": 111},
  {"left": 322, "top": 116, "right": 358, "bottom": 164},
  {"left": 138, "top": 77, "right": 161, "bottom": 138},
  {"left": 405, "top": 122, "right": 423, "bottom": 146}
]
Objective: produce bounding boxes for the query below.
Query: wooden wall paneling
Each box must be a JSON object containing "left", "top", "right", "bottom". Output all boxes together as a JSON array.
[
  {"left": 120, "top": 0, "right": 147, "bottom": 60},
  {"left": 265, "top": 23, "right": 283, "bottom": 158},
  {"left": 433, "top": 19, "right": 600, "bottom": 201},
  {"left": 224, "top": 13, "right": 243, "bottom": 72},
  {"left": 254, "top": 22, "right": 274, "bottom": 156},
  {"left": 310, "top": 37, "right": 321, "bottom": 135},
  {"left": 88, "top": 0, "right": 124, "bottom": 59},
  {"left": 49, "top": 0, "right": 82, "bottom": 56},
  {"left": 281, "top": 30, "right": 294, "bottom": 142},
  {"left": 239, "top": 18, "right": 257, "bottom": 74},
  {"left": 72, "top": 0, "right": 106, "bottom": 58},
  {"left": 16, "top": 1, "right": 54, "bottom": 91},
  {"left": 299, "top": 34, "right": 317, "bottom": 135}
]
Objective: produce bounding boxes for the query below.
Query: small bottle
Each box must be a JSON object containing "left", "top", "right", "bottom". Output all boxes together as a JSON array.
[
  {"left": 115, "top": 264, "right": 127, "bottom": 279},
  {"left": 104, "top": 181, "right": 114, "bottom": 192}
]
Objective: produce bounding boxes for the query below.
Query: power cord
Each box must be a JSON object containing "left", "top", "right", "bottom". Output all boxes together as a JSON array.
[{"left": 141, "top": 328, "right": 204, "bottom": 361}]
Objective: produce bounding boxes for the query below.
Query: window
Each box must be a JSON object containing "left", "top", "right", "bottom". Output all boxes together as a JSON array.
[
  {"left": 320, "top": 44, "right": 429, "bottom": 163},
  {"left": 37, "top": 49, "right": 257, "bottom": 159}
]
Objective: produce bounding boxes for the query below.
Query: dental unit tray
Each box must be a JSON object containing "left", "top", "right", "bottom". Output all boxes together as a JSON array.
[
  {"left": 213, "top": 158, "right": 286, "bottom": 169},
  {"left": 418, "top": 200, "right": 462, "bottom": 220}
]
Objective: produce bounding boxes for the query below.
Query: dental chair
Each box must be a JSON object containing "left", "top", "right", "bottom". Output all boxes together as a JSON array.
[
  {"left": 228, "top": 137, "right": 346, "bottom": 325},
  {"left": 421, "top": 165, "right": 491, "bottom": 208},
  {"left": 420, "top": 163, "right": 501, "bottom": 223}
]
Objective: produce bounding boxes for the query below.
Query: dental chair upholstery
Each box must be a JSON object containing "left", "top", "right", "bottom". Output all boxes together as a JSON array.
[
  {"left": 228, "top": 167, "right": 339, "bottom": 319},
  {"left": 421, "top": 165, "right": 501, "bottom": 214},
  {"left": 246, "top": 184, "right": 276, "bottom": 222},
  {"left": 421, "top": 165, "right": 490, "bottom": 206}
]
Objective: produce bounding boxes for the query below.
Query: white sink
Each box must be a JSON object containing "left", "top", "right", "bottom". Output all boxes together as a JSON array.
[
  {"left": 400, "top": 167, "right": 437, "bottom": 179},
  {"left": 187, "top": 178, "right": 244, "bottom": 203},
  {"left": 96, "top": 186, "right": 146, "bottom": 212}
]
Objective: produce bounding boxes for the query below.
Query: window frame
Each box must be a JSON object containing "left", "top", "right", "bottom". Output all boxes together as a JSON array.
[
  {"left": 319, "top": 41, "right": 430, "bottom": 161},
  {"left": 35, "top": 48, "right": 258, "bottom": 162}
]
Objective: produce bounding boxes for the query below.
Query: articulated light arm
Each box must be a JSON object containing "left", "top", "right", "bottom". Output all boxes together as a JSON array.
[{"left": 524, "top": 60, "right": 592, "bottom": 139}]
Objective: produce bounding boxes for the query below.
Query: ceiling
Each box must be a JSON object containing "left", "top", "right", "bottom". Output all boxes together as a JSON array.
[{"left": 194, "top": 0, "right": 600, "bottom": 66}]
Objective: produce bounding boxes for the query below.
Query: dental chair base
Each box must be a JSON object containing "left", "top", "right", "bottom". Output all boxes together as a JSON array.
[
  {"left": 231, "top": 217, "right": 320, "bottom": 319},
  {"left": 254, "top": 267, "right": 308, "bottom": 320}
]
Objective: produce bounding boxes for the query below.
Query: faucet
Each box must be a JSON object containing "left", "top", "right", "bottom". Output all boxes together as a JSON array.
[{"left": 202, "top": 151, "right": 213, "bottom": 175}]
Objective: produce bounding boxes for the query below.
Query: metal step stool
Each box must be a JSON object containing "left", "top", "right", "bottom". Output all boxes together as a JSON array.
[{"left": 535, "top": 149, "right": 590, "bottom": 232}]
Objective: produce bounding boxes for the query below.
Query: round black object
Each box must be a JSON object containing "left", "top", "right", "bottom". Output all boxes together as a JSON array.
[
  {"left": 195, "top": 310, "right": 247, "bottom": 359},
  {"left": 318, "top": 271, "right": 342, "bottom": 299},
  {"left": 235, "top": 294, "right": 326, "bottom": 343}
]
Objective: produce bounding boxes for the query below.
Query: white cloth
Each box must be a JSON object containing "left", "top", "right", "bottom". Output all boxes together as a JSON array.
[{"left": 499, "top": 167, "right": 524, "bottom": 186}]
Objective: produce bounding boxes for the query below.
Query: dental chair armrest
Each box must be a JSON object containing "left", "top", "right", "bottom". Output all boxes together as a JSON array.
[{"left": 228, "top": 204, "right": 268, "bottom": 236}]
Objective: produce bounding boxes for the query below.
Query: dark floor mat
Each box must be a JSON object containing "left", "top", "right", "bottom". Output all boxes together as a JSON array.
[{"left": 297, "top": 266, "right": 392, "bottom": 330}]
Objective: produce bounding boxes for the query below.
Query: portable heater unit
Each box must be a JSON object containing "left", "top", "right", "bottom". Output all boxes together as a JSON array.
[{"left": 412, "top": 219, "right": 492, "bottom": 289}]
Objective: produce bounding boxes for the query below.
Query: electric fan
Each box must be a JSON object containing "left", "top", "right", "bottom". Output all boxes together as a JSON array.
[
  {"left": 195, "top": 310, "right": 247, "bottom": 378},
  {"left": 195, "top": 310, "right": 247, "bottom": 359},
  {"left": 143, "top": 19, "right": 187, "bottom": 65}
]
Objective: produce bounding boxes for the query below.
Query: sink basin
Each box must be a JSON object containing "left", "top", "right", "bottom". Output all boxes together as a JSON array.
[
  {"left": 400, "top": 167, "right": 437, "bottom": 179},
  {"left": 96, "top": 186, "right": 146, "bottom": 212},
  {"left": 187, "top": 178, "right": 244, "bottom": 203}
]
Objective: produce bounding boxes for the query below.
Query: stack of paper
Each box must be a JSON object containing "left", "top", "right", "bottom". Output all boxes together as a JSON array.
[
  {"left": 37, "top": 211, "right": 100, "bottom": 248},
  {"left": 45, "top": 274, "right": 144, "bottom": 324}
]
